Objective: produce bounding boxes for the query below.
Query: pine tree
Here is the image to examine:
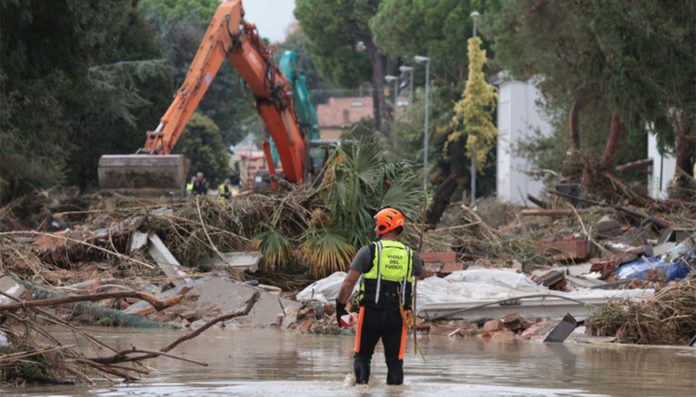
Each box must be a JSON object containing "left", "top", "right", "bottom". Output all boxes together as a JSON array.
[{"left": 448, "top": 37, "right": 497, "bottom": 171}]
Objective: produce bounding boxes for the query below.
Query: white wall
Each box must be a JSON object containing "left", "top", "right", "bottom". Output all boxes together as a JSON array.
[
  {"left": 647, "top": 132, "right": 676, "bottom": 200},
  {"left": 496, "top": 79, "right": 552, "bottom": 205}
]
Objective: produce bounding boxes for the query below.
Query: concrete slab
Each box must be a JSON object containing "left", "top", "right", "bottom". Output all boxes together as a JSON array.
[
  {"left": 567, "top": 276, "right": 606, "bottom": 289},
  {"left": 0, "top": 275, "right": 28, "bottom": 305},
  {"left": 193, "top": 278, "right": 301, "bottom": 325},
  {"left": 202, "top": 251, "right": 262, "bottom": 272},
  {"left": 129, "top": 231, "right": 149, "bottom": 252},
  {"left": 652, "top": 242, "right": 678, "bottom": 257},
  {"left": 148, "top": 234, "right": 191, "bottom": 288}
]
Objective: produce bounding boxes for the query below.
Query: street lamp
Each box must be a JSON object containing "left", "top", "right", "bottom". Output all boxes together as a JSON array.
[
  {"left": 414, "top": 55, "right": 431, "bottom": 190},
  {"left": 399, "top": 65, "right": 414, "bottom": 105},
  {"left": 470, "top": 10, "right": 480, "bottom": 203},
  {"left": 385, "top": 75, "right": 399, "bottom": 112},
  {"left": 471, "top": 11, "right": 480, "bottom": 37}
]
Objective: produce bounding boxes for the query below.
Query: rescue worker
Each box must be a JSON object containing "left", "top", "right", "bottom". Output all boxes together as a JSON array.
[
  {"left": 192, "top": 172, "right": 208, "bottom": 195},
  {"left": 185, "top": 176, "right": 195, "bottom": 195},
  {"left": 335, "top": 207, "right": 424, "bottom": 386},
  {"left": 218, "top": 178, "right": 233, "bottom": 201}
]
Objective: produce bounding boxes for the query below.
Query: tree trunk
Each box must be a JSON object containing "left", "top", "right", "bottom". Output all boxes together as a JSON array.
[
  {"left": 600, "top": 113, "right": 622, "bottom": 168},
  {"left": 426, "top": 174, "right": 458, "bottom": 225},
  {"left": 568, "top": 82, "right": 587, "bottom": 151},
  {"left": 365, "top": 40, "right": 390, "bottom": 137},
  {"left": 583, "top": 112, "right": 622, "bottom": 186},
  {"left": 675, "top": 112, "right": 694, "bottom": 175}
]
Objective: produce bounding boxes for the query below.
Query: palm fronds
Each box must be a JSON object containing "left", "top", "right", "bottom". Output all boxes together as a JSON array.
[
  {"left": 301, "top": 228, "right": 355, "bottom": 278},
  {"left": 324, "top": 139, "right": 425, "bottom": 247},
  {"left": 254, "top": 227, "right": 293, "bottom": 271}
]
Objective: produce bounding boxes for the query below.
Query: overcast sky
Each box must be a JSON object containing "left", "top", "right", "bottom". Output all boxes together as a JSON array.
[{"left": 242, "top": 0, "right": 297, "bottom": 43}]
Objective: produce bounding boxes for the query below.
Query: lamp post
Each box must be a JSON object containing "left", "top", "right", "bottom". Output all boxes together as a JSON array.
[
  {"left": 385, "top": 75, "right": 399, "bottom": 113},
  {"left": 414, "top": 55, "right": 430, "bottom": 190},
  {"left": 470, "top": 10, "right": 480, "bottom": 203},
  {"left": 471, "top": 11, "right": 480, "bottom": 37},
  {"left": 398, "top": 65, "right": 414, "bottom": 105}
]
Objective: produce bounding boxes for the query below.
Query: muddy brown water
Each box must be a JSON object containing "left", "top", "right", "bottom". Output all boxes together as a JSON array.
[{"left": 2, "top": 327, "right": 695, "bottom": 396}]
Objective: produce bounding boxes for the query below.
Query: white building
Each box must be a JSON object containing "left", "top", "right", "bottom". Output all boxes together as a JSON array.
[
  {"left": 647, "top": 133, "right": 676, "bottom": 200},
  {"left": 495, "top": 76, "right": 552, "bottom": 205}
]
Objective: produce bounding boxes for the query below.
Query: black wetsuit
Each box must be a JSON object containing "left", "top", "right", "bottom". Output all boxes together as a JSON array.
[{"left": 350, "top": 243, "right": 424, "bottom": 385}]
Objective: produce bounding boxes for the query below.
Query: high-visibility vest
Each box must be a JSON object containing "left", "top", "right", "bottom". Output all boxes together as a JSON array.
[
  {"left": 358, "top": 240, "right": 413, "bottom": 306},
  {"left": 218, "top": 184, "right": 231, "bottom": 197},
  {"left": 186, "top": 182, "right": 193, "bottom": 192}
]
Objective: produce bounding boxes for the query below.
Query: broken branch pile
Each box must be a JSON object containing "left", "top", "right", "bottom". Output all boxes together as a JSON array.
[
  {"left": 0, "top": 291, "right": 259, "bottom": 384},
  {"left": 587, "top": 277, "right": 696, "bottom": 345}
]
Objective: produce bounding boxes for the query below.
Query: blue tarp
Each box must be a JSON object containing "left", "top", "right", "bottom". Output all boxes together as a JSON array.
[{"left": 616, "top": 248, "right": 696, "bottom": 281}]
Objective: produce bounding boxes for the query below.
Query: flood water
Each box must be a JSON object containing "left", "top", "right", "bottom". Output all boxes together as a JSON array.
[{"left": 2, "top": 327, "right": 695, "bottom": 396}]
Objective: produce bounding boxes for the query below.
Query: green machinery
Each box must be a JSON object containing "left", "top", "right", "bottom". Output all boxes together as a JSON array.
[{"left": 271, "top": 50, "right": 324, "bottom": 172}]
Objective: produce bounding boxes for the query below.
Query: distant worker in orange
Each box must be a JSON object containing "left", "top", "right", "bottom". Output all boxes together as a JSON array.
[{"left": 335, "top": 207, "right": 424, "bottom": 386}]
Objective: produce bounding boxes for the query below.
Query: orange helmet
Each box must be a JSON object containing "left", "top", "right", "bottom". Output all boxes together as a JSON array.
[{"left": 374, "top": 207, "right": 405, "bottom": 235}]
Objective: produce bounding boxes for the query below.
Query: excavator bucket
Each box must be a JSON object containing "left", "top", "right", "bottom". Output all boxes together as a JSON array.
[{"left": 98, "top": 154, "right": 189, "bottom": 196}]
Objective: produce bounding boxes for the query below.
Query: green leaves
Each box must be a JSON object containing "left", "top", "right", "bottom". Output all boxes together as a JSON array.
[
  {"left": 175, "top": 113, "right": 229, "bottom": 186},
  {"left": 0, "top": 0, "right": 167, "bottom": 200},
  {"left": 371, "top": 0, "right": 498, "bottom": 84},
  {"left": 380, "top": 172, "right": 423, "bottom": 216},
  {"left": 295, "top": 0, "right": 374, "bottom": 88}
]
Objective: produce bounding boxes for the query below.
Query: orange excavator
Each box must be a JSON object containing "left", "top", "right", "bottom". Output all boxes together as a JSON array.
[{"left": 98, "top": 0, "right": 306, "bottom": 194}]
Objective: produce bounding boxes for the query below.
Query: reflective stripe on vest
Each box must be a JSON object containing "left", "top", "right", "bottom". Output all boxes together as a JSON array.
[{"left": 361, "top": 240, "right": 413, "bottom": 305}]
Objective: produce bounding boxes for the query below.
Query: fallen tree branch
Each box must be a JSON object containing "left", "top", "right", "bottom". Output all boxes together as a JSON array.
[
  {"left": 88, "top": 348, "right": 208, "bottom": 366},
  {"left": 0, "top": 344, "right": 76, "bottom": 363},
  {"left": 0, "top": 290, "right": 188, "bottom": 312},
  {"left": 195, "top": 196, "right": 224, "bottom": 260},
  {"left": 548, "top": 190, "right": 671, "bottom": 229},
  {"left": 615, "top": 158, "right": 653, "bottom": 173},
  {"left": 521, "top": 209, "right": 587, "bottom": 217},
  {"left": 86, "top": 292, "right": 260, "bottom": 365}
]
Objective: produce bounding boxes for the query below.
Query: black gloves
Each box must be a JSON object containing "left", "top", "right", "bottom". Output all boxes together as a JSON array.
[{"left": 335, "top": 299, "right": 349, "bottom": 327}]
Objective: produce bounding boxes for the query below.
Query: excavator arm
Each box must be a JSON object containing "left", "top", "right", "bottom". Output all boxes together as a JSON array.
[{"left": 98, "top": 0, "right": 306, "bottom": 193}]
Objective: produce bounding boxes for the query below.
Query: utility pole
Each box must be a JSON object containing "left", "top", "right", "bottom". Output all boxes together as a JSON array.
[
  {"left": 470, "top": 10, "right": 480, "bottom": 203},
  {"left": 414, "top": 55, "right": 431, "bottom": 190}
]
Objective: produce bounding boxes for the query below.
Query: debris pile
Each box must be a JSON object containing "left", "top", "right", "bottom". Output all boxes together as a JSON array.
[
  {"left": 587, "top": 276, "right": 696, "bottom": 345},
  {"left": 0, "top": 171, "right": 695, "bottom": 385}
]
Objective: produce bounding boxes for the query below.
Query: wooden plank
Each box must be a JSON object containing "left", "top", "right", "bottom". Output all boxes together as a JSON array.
[{"left": 521, "top": 209, "right": 587, "bottom": 217}]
